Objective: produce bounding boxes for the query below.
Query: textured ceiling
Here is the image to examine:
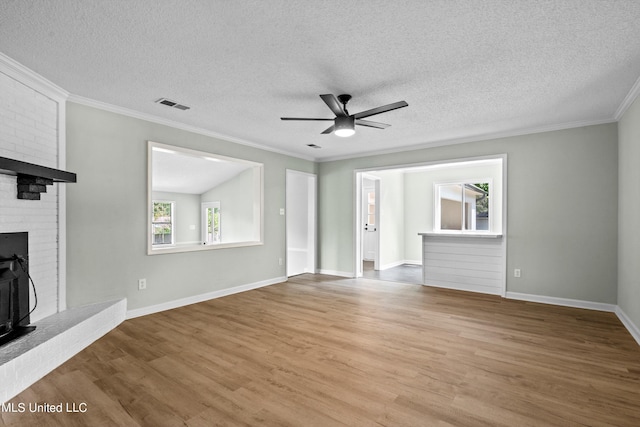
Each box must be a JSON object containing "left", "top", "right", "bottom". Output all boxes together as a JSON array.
[{"left": 1, "top": 1, "right": 640, "bottom": 161}]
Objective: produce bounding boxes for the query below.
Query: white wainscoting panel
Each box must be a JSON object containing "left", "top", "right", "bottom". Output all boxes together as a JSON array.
[{"left": 421, "top": 234, "right": 505, "bottom": 295}]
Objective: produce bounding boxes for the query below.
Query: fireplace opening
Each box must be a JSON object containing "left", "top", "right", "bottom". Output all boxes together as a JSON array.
[{"left": 0, "top": 232, "right": 36, "bottom": 346}]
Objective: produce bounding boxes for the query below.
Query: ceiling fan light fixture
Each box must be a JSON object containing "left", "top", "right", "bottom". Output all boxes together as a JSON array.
[{"left": 334, "top": 116, "right": 355, "bottom": 137}]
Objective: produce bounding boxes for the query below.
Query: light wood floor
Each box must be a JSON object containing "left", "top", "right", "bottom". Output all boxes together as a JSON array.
[{"left": 2, "top": 274, "right": 640, "bottom": 426}]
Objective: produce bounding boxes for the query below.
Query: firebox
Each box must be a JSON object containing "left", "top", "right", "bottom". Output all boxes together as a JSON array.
[{"left": 0, "top": 232, "right": 35, "bottom": 346}]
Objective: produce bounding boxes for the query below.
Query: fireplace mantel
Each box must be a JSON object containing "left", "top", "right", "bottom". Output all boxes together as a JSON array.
[
  {"left": 0, "top": 156, "right": 76, "bottom": 182},
  {"left": 0, "top": 156, "right": 76, "bottom": 200}
]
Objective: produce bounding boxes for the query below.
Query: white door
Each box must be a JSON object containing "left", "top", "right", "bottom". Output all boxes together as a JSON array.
[
  {"left": 286, "top": 170, "right": 317, "bottom": 277},
  {"left": 362, "top": 177, "right": 380, "bottom": 267}
]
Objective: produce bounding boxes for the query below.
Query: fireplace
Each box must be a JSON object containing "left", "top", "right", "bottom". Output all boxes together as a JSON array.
[{"left": 0, "top": 232, "right": 35, "bottom": 346}]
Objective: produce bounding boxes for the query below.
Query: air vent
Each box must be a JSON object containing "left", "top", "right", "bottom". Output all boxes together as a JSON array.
[
  {"left": 307, "top": 144, "right": 322, "bottom": 149},
  {"left": 155, "top": 98, "right": 190, "bottom": 111}
]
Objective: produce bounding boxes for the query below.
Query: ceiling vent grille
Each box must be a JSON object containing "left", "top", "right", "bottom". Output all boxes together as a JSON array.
[{"left": 155, "top": 98, "right": 190, "bottom": 111}]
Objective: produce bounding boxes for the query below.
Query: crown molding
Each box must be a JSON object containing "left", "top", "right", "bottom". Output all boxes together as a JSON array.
[
  {"left": 614, "top": 74, "right": 640, "bottom": 120},
  {"left": 316, "top": 117, "right": 616, "bottom": 162},
  {"left": 67, "top": 94, "right": 315, "bottom": 162},
  {"left": 0, "top": 52, "right": 69, "bottom": 102}
]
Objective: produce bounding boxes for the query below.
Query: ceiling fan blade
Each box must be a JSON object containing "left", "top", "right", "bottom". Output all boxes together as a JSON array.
[
  {"left": 321, "top": 125, "right": 335, "bottom": 134},
  {"left": 281, "top": 117, "right": 334, "bottom": 121},
  {"left": 320, "top": 94, "right": 347, "bottom": 117},
  {"left": 353, "top": 101, "right": 408, "bottom": 120},
  {"left": 355, "top": 119, "right": 390, "bottom": 129}
]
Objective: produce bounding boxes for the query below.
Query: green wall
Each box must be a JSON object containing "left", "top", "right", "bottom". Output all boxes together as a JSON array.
[
  {"left": 318, "top": 123, "right": 619, "bottom": 303},
  {"left": 66, "top": 102, "right": 315, "bottom": 311},
  {"left": 618, "top": 95, "right": 640, "bottom": 329},
  {"left": 66, "top": 100, "right": 621, "bottom": 312}
]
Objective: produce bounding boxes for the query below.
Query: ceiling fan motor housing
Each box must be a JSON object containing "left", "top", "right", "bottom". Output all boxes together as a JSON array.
[{"left": 335, "top": 115, "right": 355, "bottom": 137}]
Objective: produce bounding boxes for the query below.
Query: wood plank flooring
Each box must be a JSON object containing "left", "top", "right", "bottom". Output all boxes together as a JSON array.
[{"left": 2, "top": 274, "right": 640, "bottom": 426}]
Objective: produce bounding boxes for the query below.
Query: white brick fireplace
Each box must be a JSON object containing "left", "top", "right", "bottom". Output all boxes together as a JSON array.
[
  {"left": 0, "top": 53, "right": 125, "bottom": 403},
  {"left": 0, "top": 57, "right": 64, "bottom": 320}
]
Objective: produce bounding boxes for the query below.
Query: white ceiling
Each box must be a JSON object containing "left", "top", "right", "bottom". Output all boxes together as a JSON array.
[
  {"left": 1, "top": 1, "right": 640, "bottom": 161},
  {"left": 152, "top": 148, "right": 252, "bottom": 194}
]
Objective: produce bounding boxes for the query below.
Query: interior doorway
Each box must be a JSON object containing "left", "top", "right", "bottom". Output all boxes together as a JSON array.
[
  {"left": 355, "top": 173, "right": 380, "bottom": 277},
  {"left": 353, "top": 156, "right": 506, "bottom": 293},
  {"left": 362, "top": 176, "right": 380, "bottom": 268},
  {"left": 286, "top": 170, "right": 317, "bottom": 277}
]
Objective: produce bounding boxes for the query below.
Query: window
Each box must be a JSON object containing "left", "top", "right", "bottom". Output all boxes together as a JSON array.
[
  {"left": 202, "top": 202, "right": 221, "bottom": 244},
  {"left": 366, "top": 191, "right": 375, "bottom": 226},
  {"left": 435, "top": 181, "right": 490, "bottom": 232},
  {"left": 152, "top": 201, "right": 174, "bottom": 245}
]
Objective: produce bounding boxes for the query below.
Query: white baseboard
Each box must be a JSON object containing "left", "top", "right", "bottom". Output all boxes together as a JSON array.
[
  {"left": 615, "top": 306, "right": 640, "bottom": 346},
  {"left": 126, "top": 276, "right": 286, "bottom": 319},
  {"left": 379, "top": 260, "right": 405, "bottom": 271},
  {"left": 317, "top": 269, "right": 354, "bottom": 278},
  {"left": 506, "top": 292, "right": 616, "bottom": 312},
  {"left": 378, "top": 260, "right": 422, "bottom": 271},
  {"left": 426, "top": 281, "right": 502, "bottom": 296},
  {"left": 505, "top": 292, "right": 640, "bottom": 347}
]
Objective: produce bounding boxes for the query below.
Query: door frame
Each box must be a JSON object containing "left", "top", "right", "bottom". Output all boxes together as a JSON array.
[
  {"left": 352, "top": 154, "right": 507, "bottom": 296},
  {"left": 285, "top": 169, "right": 317, "bottom": 277},
  {"left": 355, "top": 172, "right": 380, "bottom": 278}
]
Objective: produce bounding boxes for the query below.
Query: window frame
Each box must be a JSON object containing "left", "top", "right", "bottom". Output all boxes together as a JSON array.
[
  {"left": 433, "top": 179, "right": 493, "bottom": 234},
  {"left": 202, "top": 201, "right": 221, "bottom": 244},
  {"left": 151, "top": 200, "right": 175, "bottom": 246}
]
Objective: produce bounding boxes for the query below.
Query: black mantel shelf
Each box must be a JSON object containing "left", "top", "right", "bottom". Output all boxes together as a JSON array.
[
  {"left": 0, "top": 156, "right": 76, "bottom": 183},
  {"left": 0, "top": 157, "right": 76, "bottom": 200}
]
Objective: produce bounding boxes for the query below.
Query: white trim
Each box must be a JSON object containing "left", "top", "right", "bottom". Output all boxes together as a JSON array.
[
  {"left": 147, "top": 141, "right": 265, "bottom": 254},
  {"left": 0, "top": 52, "right": 69, "bottom": 102},
  {"left": 355, "top": 154, "right": 507, "bottom": 297},
  {"left": 506, "top": 292, "right": 616, "bottom": 312},
  {"left": 57, "top": 94, "right": 67, "bottom": 312},
  {"left": 370, "top": 260, "right": 423, "bottom": 270},
  {"left": 615, "top": 306, "right": 640, "bottom": 346},
  {"left": 425, "top": 281, "right": 503, "bottom": 296},
  {"left": 500, "top": 155, "right": 508, "bottom": 297},
  {"left": 126, "top": 276, "right": 285, "bottom": 319},
  {"left": 433, "top": 177, "right": 494, "bottom": 233},
  {"left": 379, "top": 260, "right": 406, "bottom": 271},
  {"left": 69, "top": 94, "right": 315, "bottom": 162},
  {"left": 317, "top": 118, "right": 615, "bottom": 162},
  {"left": 354, "top": 171, "right": 363, "bottom": 278},
  {"left": 614, "top": 74, "right": 640, "bottom": 120},
  {"left": 317, "top": 269, "right": 354, "bottom": 278},
  {"left": 285, "top": 169, "right": 318, "bottom": 278}
]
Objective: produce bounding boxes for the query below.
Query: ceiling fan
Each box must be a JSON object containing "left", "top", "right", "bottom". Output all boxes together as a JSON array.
[{"left": 281, "top": 94, "right": 408, "bottom": 137}]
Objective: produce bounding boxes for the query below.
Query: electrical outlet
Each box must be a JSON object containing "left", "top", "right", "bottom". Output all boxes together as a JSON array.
[
  {"left": 279, "top": 258, "right": 283, "bottom": 266},
  {"left": 280, "top": 208, "right": 285, "bottom": 215},
  {"left": 514, "top": 269, "right": 521, "bottom": 278},
  {"left": 138, "top": 278, "right": 147, "bottom": 290}
]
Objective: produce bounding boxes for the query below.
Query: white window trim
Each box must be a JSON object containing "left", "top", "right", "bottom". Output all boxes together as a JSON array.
[
  {"left": 434, "top": 178, "right": 494, "bottom": 235},
  {"left": 152, "top": 200, "right": 175, "bottom": 246},
  {"left": 202, "top": 201, "right": 221, "bottom": 244}
]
